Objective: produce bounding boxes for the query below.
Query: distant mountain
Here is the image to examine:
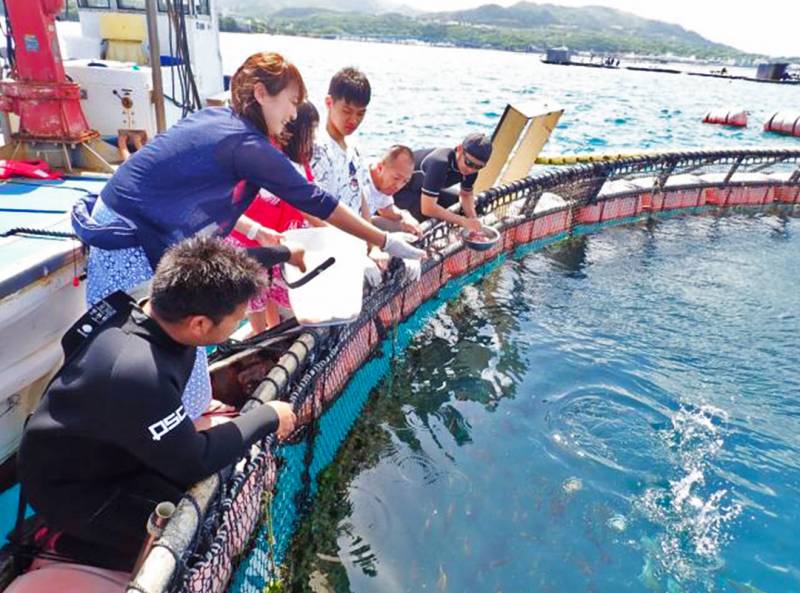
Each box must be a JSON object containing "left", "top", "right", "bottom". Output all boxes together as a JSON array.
[
  {"left": 424, "top": 2, "right": 719, "bottom": 50},
  {"left": 218, "top": 1, "right": 770, "bottom": 62},
  {"left": 216, "top": 0, "right": 416, "bottom": 17}
]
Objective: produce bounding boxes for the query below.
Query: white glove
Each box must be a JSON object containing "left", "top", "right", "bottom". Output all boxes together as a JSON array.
[
  {"left": 363, "top": 257, "right": 383, "bottom": 288},
  {"left": 403, "top": 258, "right": 422, "bottom": 283},
  {"left": 383, "top": 232, "right": 425, "bottom": 260}
]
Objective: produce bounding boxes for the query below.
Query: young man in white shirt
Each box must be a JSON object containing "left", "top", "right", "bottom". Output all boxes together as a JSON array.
[
  {"left": 311, "top": 67, "right": 371, "bottom": 215},
  {"left": 312, "top": 69, "right": 421, "bottom": 284}
]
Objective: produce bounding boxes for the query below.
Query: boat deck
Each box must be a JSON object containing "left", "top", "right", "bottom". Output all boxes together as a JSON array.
[{"left": 0, "top": 176, "right": 108, "bottom": 298}]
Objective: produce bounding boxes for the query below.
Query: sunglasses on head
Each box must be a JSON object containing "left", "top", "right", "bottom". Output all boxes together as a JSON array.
[{"left": 463, "top": 153, "right": 485, "bottom": 170}]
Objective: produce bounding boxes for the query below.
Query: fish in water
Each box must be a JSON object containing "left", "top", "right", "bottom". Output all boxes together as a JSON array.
[
  {"left": 640, "top": 556, "right": 662, "bottom": 593},
  {"left": 437, "top": 564, "right": 448, "bottom": 592},
  {"left": 606, "top": 514, "right": 627, "bottom": 532},
  {"left": 727, "top": 580, "right": 772, "bottom": 593},
  {"left": 489, "top": 558, "right": 509, "bottom": 569},
  {"left": 563, "top": 477, "right": 583, "bottom": 493}
]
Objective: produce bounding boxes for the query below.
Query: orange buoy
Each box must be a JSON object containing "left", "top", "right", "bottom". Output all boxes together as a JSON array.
[
  {"left": 703, "top": 109, "right": 748, "bottom": 127},
  {"left": 763, "top": 112, "right": 800, "bottom": 137}
]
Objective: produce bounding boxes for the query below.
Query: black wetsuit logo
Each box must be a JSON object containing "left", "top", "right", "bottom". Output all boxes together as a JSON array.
[{"left": 148, "top": 405, "right": 187, "bottom": 441}]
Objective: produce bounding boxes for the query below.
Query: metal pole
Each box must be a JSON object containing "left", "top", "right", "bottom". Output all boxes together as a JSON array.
[
  {"left": 145, "top": 0, "right": 167, "bottom": 133},
  {"left": 0, "top": 113, "right": 13, "bottom": 145},
  {"left": 131, "top": 501, "right": 176, "bottom": 576}
]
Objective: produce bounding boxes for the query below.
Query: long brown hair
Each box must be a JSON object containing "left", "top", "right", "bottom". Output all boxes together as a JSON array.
[
  {"left": 230, "top": 52, "right": 307, "bottom": 135},
  {"left": 282, "top": 102, "right": 319, "bottom": 165}
]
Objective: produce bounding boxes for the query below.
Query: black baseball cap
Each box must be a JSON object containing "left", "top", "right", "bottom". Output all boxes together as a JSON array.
[{"left": 462, "top": 133, "right": 493, "bottom": 163}]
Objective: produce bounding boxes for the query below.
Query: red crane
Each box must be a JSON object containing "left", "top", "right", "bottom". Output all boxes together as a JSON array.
[{"left": 0, "top": 0, "right": 118, "bottom": 171}]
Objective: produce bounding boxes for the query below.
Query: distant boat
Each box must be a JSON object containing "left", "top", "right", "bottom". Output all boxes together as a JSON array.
[{"left": 541, "top": 47, "right": 620, "bottom": 68}]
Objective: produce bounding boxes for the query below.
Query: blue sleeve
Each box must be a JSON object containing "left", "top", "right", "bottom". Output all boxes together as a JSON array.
[{"left": 232, "top": 136, "right": 338, "bottom": 220}]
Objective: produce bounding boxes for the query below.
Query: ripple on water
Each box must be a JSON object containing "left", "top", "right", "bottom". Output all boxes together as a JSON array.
[
  {"left": 545, "top": 386, "right": 672, "bottom": 477},
  {"left": 390, "top": 452, "right": 473, "bottom": 498},
  {"left": 391, "top": 452, "right": 444, "bottom": 485},
  {"left": 346, "top": 484, "right": 394, "bottom": 543},
  {"left": 607, "top": 514, "right": 628, "bottom": 532}
]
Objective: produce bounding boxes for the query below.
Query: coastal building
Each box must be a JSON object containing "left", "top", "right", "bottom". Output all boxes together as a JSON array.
[{"left": 545, "top": 47, "right": 572, "bottom": 64}]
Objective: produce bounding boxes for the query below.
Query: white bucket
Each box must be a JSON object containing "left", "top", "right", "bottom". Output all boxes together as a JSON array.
[{"left": 281, "top": 227, "right": 366, "bottom": 327}]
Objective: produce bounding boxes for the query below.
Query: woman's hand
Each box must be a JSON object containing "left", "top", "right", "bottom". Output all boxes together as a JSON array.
[
  {"left": 237, "top": 216, "right": 283, "bottom": 245},
  {"left": 266, "top": 401, "right": 297, "bottom": 440},
  {"left": 283, "top": 240, "right": 307, "bottom": 273},
  {"left": 368, "top": 245, "right": 391, "bottom": 271},
  {"left": 206, "top": 399, "right": 236, "bottom": 415}
]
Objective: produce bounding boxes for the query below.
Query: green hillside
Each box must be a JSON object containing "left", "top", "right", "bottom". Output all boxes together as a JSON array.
[{"left": 217, "top": 1, "right": 779, "bottom": 63}]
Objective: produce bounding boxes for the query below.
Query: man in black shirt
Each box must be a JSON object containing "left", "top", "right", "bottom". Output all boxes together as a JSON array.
[
  {"left": 393, "top": 132, "right": 493, "bottom": 231},
  {"left": 18, "top": 237, "right": 298, "bottom": 571}
]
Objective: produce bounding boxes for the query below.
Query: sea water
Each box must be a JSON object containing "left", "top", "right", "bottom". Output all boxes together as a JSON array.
[
  {"left": 288, "top": 215, "right": 799, "bottom": 593},
  {"left": 219, "top": 33, "right": 800, "bottom": 158}
]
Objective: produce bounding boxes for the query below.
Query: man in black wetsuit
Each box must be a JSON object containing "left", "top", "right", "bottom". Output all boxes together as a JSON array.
[
  {"left": 17, "top": 237, "right": 298, "bottom": 571},
  {"left": 392, "top": 132, "right": 493, "bottom": 231}
]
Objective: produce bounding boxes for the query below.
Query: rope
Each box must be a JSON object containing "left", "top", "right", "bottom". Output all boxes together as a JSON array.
[
  {"left": 1, "top": 0, "right": 15, "bottom": 75},
  {"left": 536, "top": 152, "right": 655, "bottom": 165},
  {"left": 0, "top": 180, "right": 99, "bottom": 192},
  {"left": 1, "top": 227, "right": 78, "bottom": 239}
]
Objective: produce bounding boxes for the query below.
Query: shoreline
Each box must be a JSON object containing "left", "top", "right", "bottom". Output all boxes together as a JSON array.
[{"left": 217, "top": 28, "right": 799, "bottom": 72}]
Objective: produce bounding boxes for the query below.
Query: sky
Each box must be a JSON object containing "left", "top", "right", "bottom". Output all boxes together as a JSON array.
[{"left": 399, "top": 0, "right": 799, "bottom": 57}]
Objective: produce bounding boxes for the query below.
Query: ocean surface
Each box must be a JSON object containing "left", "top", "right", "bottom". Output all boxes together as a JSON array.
[
  {"left": 289, "top": 215, "right": 800, "bottom": 593},
  {"left": 219, "top": 33, "right": 800, "bottom": 158}
]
